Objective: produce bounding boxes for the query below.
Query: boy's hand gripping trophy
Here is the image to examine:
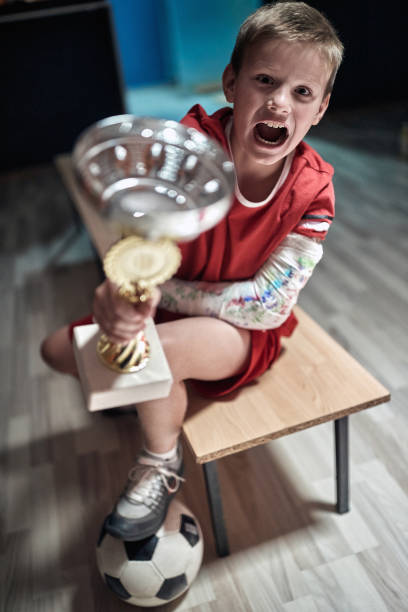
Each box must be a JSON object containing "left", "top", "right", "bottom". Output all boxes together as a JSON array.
[{"left": 72, "top": 115, "right": 234, "bottom": 409}]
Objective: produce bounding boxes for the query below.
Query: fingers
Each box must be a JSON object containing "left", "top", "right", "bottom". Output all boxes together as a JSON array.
[{"left": 93, "top": 280, "right": 157, "bottom": 345}]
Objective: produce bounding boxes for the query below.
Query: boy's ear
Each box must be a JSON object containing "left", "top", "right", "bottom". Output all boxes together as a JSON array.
[
  {"left": 312, "top": 92, "right": 331, "bottom": 125},
  {"left": 222, "top": 64, "right": 236, "bottom": 103}
]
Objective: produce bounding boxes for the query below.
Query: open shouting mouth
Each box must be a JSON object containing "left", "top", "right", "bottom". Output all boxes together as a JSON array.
[{"left": 254, "top": 121, "right": 288, "bottom": 146}]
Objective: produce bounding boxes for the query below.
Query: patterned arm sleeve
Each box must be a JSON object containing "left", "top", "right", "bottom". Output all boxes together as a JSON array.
[{"left": 159, "top": 233, "right": 323, "bottom": 330}]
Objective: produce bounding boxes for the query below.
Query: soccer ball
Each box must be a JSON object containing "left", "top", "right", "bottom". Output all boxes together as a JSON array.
[{"left": 96, "top": 499, "right": 204, "bottom": 607}]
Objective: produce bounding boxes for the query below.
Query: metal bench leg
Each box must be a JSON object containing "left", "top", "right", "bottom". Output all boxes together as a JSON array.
[
  {"left": 334, "top": 416, "right": 350, "bottom": 513},
  {"left": 202, "top": 461, "right": 230, "bottom": 557}
]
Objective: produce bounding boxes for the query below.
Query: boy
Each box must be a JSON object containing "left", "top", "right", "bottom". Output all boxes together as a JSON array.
[{"left": 41, "top": 2, "right": 343, "bottom": 541}]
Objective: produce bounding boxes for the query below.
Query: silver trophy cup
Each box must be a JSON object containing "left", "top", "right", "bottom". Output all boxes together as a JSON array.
[{"left": 71, "top": 115, "right": 235, "bottom": 410}]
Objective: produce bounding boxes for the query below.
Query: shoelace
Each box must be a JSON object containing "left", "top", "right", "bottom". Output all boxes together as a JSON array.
[{"left": 126, "top": 463, "right": 185, "bottom": 505}]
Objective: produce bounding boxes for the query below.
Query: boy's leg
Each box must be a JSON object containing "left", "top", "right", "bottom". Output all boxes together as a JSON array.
[
  {"left": 107, "top": 316, "right": 251, "bottom": 540},
  {"left": 42, "top": 316, "right": 251, "bottom": 540},
  {"left": 135, "top": 316, "right": 251, "bottom": 453},
  {"left": 40, "top": 325, "right": 78, "bottom": 377}
]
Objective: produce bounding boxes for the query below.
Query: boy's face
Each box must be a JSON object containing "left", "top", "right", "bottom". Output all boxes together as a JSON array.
[{"left": 223, "top": 38, "right": 331, "bottom": 171}]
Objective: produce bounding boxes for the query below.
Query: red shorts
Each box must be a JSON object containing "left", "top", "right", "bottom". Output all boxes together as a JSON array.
[{"left": 68, "top": 310, "right": 297, "bottom": 398}]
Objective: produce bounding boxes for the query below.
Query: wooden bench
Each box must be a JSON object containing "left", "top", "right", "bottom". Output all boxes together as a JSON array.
[
  {"left": 56, "top": 154, "right": 391, "bottom": 557},
  {"left": 183, "top": 308, "right": 390, "bottom": 556}
]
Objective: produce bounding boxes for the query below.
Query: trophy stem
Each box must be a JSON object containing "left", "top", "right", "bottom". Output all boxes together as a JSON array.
[
  {"left": 97, "top": 330, "right": 150, "bottom": 373},
  {"left": 95, "top": 235, "right": 181, "bottom": 375}
]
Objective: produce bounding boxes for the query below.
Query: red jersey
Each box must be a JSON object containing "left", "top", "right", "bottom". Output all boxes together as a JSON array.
[{"left": 157, "top": 104, "right": 335, "bottom": 397}]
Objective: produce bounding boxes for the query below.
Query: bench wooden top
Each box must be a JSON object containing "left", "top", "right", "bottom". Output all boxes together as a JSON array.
[
  {"left": 55, "top": 154, "right": 391, "bottom": 465},
  {"left": 183, "top": 307, "right": 390, "bottom": 463}
]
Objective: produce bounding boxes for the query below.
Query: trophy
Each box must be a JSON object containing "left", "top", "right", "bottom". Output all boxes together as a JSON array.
[{"left": 71, "top": 115, "right": 235, "bottom": 411}]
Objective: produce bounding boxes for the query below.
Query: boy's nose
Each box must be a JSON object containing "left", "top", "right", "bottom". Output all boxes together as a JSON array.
[{"left": 266, "top": 88, "right": 290, "bottom": 113}]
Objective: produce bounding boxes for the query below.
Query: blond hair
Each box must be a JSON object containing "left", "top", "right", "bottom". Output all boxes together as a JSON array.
[{"left": 230, "top": 1, "right": 344, "bottom": 95}]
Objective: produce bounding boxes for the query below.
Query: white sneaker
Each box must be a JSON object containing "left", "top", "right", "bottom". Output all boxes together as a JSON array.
[{"left": 105, "top": 443, "right": 184, "bottom": 541}]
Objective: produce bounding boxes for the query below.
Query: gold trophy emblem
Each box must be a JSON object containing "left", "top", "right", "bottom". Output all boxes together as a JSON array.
[{"left": 98, "top": 236, "right": 181, "bottom": 373}]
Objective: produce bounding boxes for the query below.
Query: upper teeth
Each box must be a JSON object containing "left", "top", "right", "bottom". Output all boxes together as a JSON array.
[{"left": 262, "top": 121, "right": 286, "bottom": 128}]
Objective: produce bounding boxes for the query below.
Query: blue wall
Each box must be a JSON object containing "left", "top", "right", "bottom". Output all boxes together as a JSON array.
[
  {"left": 110, "top": 0, "right": 170, "bottom": 87},
  {"left": 163, "top": 0, "right": 260, "bottom": 89},
  {"left": 110, "top": 0, "right": 260, "bottom": 89}
]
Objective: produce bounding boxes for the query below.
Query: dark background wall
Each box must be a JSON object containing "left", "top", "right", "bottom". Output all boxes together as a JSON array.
[
  {"left": 1, "top": 0, "right": 405, "bottom": 170},
  {"left": 0, "top": 0, "right": 126, "bottom": 171},
  {"left": 304, "top": 0, "right": 406, "bottom": 109}
]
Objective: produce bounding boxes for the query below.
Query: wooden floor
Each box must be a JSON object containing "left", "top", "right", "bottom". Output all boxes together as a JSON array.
[{"left": 1, "top": 101, "right": 407, "bottom": 611}]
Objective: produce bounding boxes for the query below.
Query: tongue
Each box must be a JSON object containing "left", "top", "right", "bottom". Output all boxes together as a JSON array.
[{"left": 257, "top": 123, "right": 284, "bottom": 143}]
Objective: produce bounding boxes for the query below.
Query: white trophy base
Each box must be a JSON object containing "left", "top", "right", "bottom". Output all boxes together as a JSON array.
[{"left": 73, "top": 319, "right": 173, "bottom": 411}]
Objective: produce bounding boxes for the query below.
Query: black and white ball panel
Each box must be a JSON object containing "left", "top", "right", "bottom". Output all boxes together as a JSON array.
[{"left": 96, "top": 499, "right": 204, "bottom": 607}]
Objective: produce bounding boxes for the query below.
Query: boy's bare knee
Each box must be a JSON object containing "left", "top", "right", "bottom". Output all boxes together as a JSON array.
[
  {"left": 40, "top": 336, "right": 53, "bottom": 366},
  {"left": 40, "top": 326, "right": 78, "bottom": 376}
]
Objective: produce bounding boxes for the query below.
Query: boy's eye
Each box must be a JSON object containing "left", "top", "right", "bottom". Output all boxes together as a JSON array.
[
  {"left": 296, "top": 86, "right": 311, "bottom": 96},
  {"left": 256, "top": 74, "right": 274, "bottom": 85}
]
